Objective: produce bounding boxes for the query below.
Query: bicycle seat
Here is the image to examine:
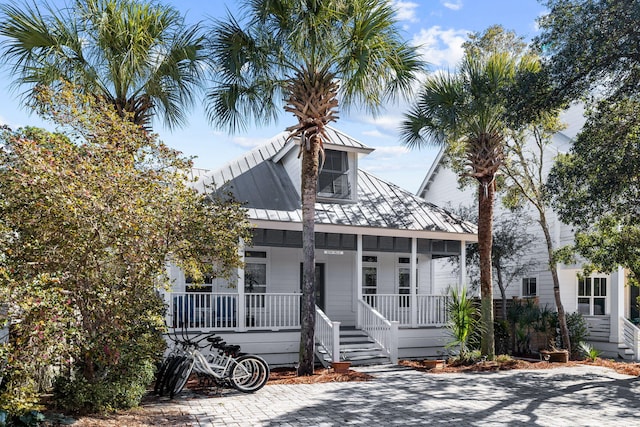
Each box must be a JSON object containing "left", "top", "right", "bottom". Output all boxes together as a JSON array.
[{"left": 206, "top": 336, "right": 223, "bottom": 343}]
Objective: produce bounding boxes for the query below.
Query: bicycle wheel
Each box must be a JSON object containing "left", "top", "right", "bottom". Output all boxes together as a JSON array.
[
  {"left": 159, "top": 355, "right": 185, "bottom": 397},
  {"left": 154, "top": 355, "right": 177, "bottom": 395},
  {"left": 230, "top": 355, "right": 269, "bottom": 393},
  {"left": 169, "top": 356, "right": 195, "bottom": 398}
]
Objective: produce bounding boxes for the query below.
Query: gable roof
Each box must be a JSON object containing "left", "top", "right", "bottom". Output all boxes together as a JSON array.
[{"left": 193, "top": 129, "right": 477, "bottom": 240}]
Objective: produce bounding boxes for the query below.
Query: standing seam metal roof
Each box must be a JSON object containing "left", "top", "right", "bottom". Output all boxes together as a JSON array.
[{"left": 194, "top": 129, "right": 476, "bottom": 235}]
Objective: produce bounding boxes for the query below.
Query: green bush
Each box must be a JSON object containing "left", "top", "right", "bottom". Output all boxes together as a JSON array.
[
  {"left": 54, "top": 352, "right": 157, "bottom": 414},
  {"left": 550, "top": 311, "right": 589, "bottom": 359},
  {"left": 445, "top": 287, "right": 481, "bottom": 359},
  {"left": 494, "top": 320, "right": 510, "bottom": 355}
]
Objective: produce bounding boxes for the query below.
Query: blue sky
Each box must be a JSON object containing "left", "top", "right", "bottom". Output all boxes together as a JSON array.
[{"left": 0, "top": 0, "right": 546, "bottom": 193}]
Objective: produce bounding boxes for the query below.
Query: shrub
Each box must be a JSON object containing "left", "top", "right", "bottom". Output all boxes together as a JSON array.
[
  {"left": 578, "top": 341, "right": 601, "bottom": 362},
  {"left": 446, "top": 287, "right": 481, "bottom": 360},
  {"left": 550, "top": 311, "right": 589, "bottom": 359}
]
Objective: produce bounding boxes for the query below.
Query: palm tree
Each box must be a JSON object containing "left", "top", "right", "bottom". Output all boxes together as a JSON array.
[
  {"left": 206, "top": 0, "right": 423, "bottom": 375},
  {"left": 0, "top": 0, "right": 206, "bottom": 129},
  {"left": 401, "top": 52, "right": 532, "bottom": 359}
]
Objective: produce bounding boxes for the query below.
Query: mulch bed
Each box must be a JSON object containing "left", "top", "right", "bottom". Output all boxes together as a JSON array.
[{"left": 399, "top": 357, "right": 640, "bottom": 376}]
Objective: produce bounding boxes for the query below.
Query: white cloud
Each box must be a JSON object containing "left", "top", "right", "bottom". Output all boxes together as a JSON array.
[
  {"left": 362, "top": 129, "right": 385, "bottom": 138},
  {"left": 412, "top": 26, "right": 468, "bottom": 69},
  {"left": 231, "top": 136, "right": 270, "bottom": 148},
  {"left": 373, "top": 145, "right": 410, "bottom": 156},
  {"left": 392, "top": 1, "right": 419, "bottom": 23},
  {"left": 442, "top": 0, "right": 463, "bottom": 11}
]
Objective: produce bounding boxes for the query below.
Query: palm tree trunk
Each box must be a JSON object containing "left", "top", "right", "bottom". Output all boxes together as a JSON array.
[
  {"left": 539, "top": 211, "right": 571, "bottom": 353},
  {"left": 298, "top": 137, "right": 320, "bottom": 376},
  {"left": 478, "top": 178, "right": 496, "bottom": 359}
]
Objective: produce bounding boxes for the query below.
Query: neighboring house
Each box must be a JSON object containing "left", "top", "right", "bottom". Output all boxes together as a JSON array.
[
  {"left": 162, "top": 127, "right": 477, "bottom": 366},
  {"left": 417, "top": 105, "right": 640, "bottom": 361}
]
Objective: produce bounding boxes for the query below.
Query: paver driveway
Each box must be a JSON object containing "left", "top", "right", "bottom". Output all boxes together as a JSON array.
[{"left": 140, "top": 364, "right": 639, "bottom": 426}]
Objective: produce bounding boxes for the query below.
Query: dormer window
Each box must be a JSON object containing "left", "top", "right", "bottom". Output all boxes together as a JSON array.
[{"left": 318, "top": 150, "right": 351, "bottom": 200}]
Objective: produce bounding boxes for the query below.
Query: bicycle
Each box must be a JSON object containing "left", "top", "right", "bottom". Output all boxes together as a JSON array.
[{"left": 155, "top": 329, "right": 270, "bottom": 398}]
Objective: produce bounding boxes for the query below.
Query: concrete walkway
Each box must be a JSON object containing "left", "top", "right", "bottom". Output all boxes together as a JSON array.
[{"left": 141, "top": 364, "right": 639, "bottom": 426}]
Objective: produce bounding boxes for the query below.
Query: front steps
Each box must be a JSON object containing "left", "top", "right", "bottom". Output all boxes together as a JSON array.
[
  {"left": 316, "top": 326, "right": 390, "bottom": 367},
  {"left": 589, "top": 340, "right": 636, "bottom": 361}
]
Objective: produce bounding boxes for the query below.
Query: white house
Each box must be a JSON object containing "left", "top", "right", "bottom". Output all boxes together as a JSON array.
[
  {"left": 417, "top": 105, "right": 640, "bottom": 360},
  {"left": 162, "top": 127, "right": 477, "bottom": 366}
]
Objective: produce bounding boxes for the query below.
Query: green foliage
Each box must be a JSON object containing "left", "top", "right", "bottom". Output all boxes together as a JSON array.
[
  {"left": 494, "top": 320, "right": 510, "bottom": 356},
  {"left": 547, "top": 99, "right": 640, "bottom": 283},
  {"left": 0, "top": 83, "right": 252, "bottom": 415},
  {"left": 0, "top": 0, "right": 207, "bottom": 129},
  {"left": 54, "top": 356, "right": 156, "bottom": 413},
  {"left": 446, "top": 287, "right": 482, "bottom": 359},
  {"left": 205, "top": 0, "right": 423, "bottom": 132},
  {"left": 578, "top": 341, "right": 601, "bottom": 362},
  {"left": 536, "top": 0, "right": 640, "bottom": 105},
  {"left": 550, "top": 312, "right": 589, "bottom": 359}
]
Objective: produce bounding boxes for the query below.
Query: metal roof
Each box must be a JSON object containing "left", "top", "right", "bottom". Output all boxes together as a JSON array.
[{"left": 194, "top": 129, "right": 476, "bottom": 237}]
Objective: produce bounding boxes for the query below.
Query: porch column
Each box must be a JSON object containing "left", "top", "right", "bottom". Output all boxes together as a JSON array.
[
  {"left": 459, "top": 240, "right": 466, "bottom": 289},
  {"left": 410, "top": 237, "right": 417, "bottom": 328},
  {"left": 610, "top": 266, "right": 625, "bottom": 343},
  {"left": 237, "top": 238, "right": 246, "bottom": 332},
  {"left": 356, "top": 234, "right": 363, "bottom": 328}
]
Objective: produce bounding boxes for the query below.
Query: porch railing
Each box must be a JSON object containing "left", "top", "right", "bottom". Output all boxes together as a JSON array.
[
  {"left": 315, "top": 306, "right": 340, "bottom": 363},
  {"left": 622, "top": 317, "right": 640, "bottom": 361},
  {"left": 165, "top": 292, "right": 301, "bottom": 331},
  {"left": 362, "top": 294, "right": 449, "bottom": 327},
  {"left": 357, "top": 300, "right": 398, "bottom": 364}
]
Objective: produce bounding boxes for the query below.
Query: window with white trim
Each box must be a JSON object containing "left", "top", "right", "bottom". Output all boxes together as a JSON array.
[
  {"left": 362, "top": 255, "right": 377, "bottom": 305},
  {"left": 397, "top": 257, "right": 417, "bottom": 307},
  {"left": 318, "top": 150, "right": 351, "bottom": 199},
  {"left": 522, "top": 277, "right": 537, "bottom": 298},
  {"left": 577, "top": 276, "right": 607, "bottom": 316},
  {"left": 245, "top": 250, "right": 267, "bottom": 307}
]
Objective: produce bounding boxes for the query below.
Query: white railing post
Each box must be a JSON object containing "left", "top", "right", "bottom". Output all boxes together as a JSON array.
[
  {"left": 635, "top": 326, "right": 640, "bottom": 362},
  {"left": 332, "top": 321, "right": 341, "bottom": 362},
  {"left": 356, "top": 234, "right": 363, "bottom": 328},
  {"left": 390, "top": 320, "right": 399, "bottom": 364},
  {"left": 410, "top": 237, "right": 417, "bottom": 328},
  {"left": 237, "top": 238, "right": 246, "bottom": 332}
]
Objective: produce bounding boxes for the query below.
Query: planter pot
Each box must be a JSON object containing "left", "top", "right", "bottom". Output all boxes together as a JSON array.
[
  {"left": 331, "top": 361, "right": 351, "bottom": 373},
  {"left": 423, "top": 359, "right": 445, "bottom": 369},
  {"left": 539, "top": 350, "right": 569, "bottom": 363}
]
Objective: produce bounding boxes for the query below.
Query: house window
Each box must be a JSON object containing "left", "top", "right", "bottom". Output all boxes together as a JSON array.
[
  {"left": 362, "top": 255, "right": 377, "bottom": 305},
  {"left": 397, "top": 257, "right": 418, "bottom": 307},
  {"left": 318, "top": 150, "right": 350, "bottom": 199},
  {"left": 578, "top": 276, "right": 607, "bottom": 316},
  {"left": 245, "top": 250, "right": 267, "bottom": 307},
  {"left": 522, "top": 277, "right": 537, "bottom": 298}
]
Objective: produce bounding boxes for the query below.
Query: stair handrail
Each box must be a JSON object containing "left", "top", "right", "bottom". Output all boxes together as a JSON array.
[
  {"left": 315, "top": 306, "right": 340, "bottom": 363},
  {"left": 357, "top": 299, "right": 398, "bottom": 364},
  {"left": 621, "top": 317, "right": 640, "bottom": 361}
]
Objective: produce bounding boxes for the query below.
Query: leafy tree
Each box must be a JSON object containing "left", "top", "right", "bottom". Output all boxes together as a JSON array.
[
  {"left": 536, "top": 0, "right": 640, "bottom": 104},
  {"left": 547, "top": 99, "right": 640, "bottom": 282},
  {"left": 539, "top": 1, "right": 640, "bottom": 288},
  {"left": 400, "top": 50, "right": 538, "bottom": 358},
  {"left": 205, "top": 0, "right": 423, "bottom": 375},
  {"left": 0, "top": 0, "right": 207, "bottom": 129},
  {"left": 0, "top": 83, "right": 252, "bottom": 414},
  {"left": 453, "top": 206, "right": 537, "bottom": 320},
  {"left": 502, "top": 108, "right": 574, "bottom": 353}
]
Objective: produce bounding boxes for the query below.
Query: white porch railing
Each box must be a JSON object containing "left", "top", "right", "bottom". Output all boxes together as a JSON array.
[
  {"left": 166, "top": 292, "right": 301, "bottom": 331},
  {"left": 417, "top": 295, "right": 449, "bottom": 326},
  {"left": 357, "top": 300, "right": 398, "bottom": 364},
  {"left": 362, "top": 294, "right": 449, "bottom": 327},
  {"left": 622, "top": 318, "right": 640, "bottom": 361},
  {"left": 315, "top": 306, "right": 340, "bottom": 363}
]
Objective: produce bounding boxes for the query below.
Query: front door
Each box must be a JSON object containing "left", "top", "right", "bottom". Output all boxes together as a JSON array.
[{"left": 300, "top": 263, "right": 326, "bottom": 311}]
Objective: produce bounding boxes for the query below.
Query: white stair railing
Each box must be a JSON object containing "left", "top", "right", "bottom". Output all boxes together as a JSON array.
[
  {"left": 622, "top": 318, "right": 640, "bottom": 361},
  {"left": 357, "top": 300, "right": 398, "bottom": 364},
  {"left": 315, "top": 306, "right": 340, "bottom": 363}
]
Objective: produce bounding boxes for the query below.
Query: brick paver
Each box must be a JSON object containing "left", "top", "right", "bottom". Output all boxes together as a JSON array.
[{"left": 141, "top": 364, "right": 639, "bottom": 426}]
